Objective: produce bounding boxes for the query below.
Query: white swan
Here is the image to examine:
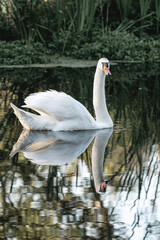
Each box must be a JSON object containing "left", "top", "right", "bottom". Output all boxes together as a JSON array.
[{"left": 10, "top": 58, "right": 113, "bottom": 131}]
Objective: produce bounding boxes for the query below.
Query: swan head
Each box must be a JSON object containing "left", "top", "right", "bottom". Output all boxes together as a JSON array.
[{"left": 97, "top": 58, "right": 111, "bottom": 76}]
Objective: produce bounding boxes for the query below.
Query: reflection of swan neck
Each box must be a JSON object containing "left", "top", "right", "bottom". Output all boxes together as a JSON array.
[
  {"left": 93, "top": 69, "right": 110, "bottom": 124},
  {"left": 92, "top": 130, "right": 113, "bottom": 193}
]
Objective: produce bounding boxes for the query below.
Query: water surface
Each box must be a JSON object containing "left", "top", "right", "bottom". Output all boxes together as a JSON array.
[{"left": 0, "top": 63, "right": 160, "bottom": 239}]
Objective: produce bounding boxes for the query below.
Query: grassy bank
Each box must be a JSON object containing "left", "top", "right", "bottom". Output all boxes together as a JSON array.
[{"left": 0, "top": 0, "right": 160, "bottom": 64}]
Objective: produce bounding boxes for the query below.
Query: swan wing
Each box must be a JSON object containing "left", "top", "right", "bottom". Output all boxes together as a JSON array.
[{"left": 23, "top": 90, "right": 94, "bottom": 123}]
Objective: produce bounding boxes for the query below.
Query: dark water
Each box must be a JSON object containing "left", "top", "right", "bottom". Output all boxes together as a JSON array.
[{"left": 0, "top": 63, "right": 160, "bottom": 239}]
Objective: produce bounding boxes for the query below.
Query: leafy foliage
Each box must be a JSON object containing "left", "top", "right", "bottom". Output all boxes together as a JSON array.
[
  {"left": 0, "top": 41, "right": 51, "bottom": 64},
  {"left": 61, "top": 31, "right": 160, "bottom": 61}
]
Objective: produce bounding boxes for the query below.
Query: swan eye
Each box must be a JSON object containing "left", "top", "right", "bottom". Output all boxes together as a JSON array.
[
  {"left": 102, "top": 62, "right": 110, "bottom": 70},
  {"left": 102, "top": 62, "right": 110, "bottom": 72}
]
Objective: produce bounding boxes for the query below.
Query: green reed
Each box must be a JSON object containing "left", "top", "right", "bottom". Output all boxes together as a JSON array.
[
  {"left": 59, "top": 0, "right": 100, "bottom": 54},
  {"left": 65, "top": 0, "right": 99, "bottom": 33},
  {"left": 139, "top": 0, "right": 152, "bottom": 17},
  {"left": 115, "top": 12, "right": 153, "bottom": 33},
  {"left": 116, "top": 0, "right": 132, "bottom": 20},
  {"left": 44, "top": 0, "right": 64, "bottom": 38},
  {"left": 155, "top": 0, "right": 160, "bottom": 33}
]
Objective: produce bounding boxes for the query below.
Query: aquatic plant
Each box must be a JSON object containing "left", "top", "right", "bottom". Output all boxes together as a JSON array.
[
  {"left": 115, "top": 12, "right": 153, "bottom": 33},
  {"left": 139, "top": 0, "right": 152, "bottom": 17},
  {"left": 116, "top": 0, "right": 132, "bottom": 20},
  {"left": 155, "top": 0, "right": 160, "bottom": 33},
  {"left": 65, "top": 0, "right": 99, "bottom": 33}
]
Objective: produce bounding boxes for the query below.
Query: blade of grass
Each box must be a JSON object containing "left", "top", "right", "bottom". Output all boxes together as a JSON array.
[
  {"left": 140, "top": 0, "right": 152, "bottom": 17},
  {"left": 155, "top": 0, "right": 160, "bottom": 33},
  {"left": 116, "top": 0, "right": 132, "bottom": 20},
  {"left": 115, "top": 12, "right": 153, "bottom": 33}
]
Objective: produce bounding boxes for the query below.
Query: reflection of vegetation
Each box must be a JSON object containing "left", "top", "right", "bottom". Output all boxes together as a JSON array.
[{"left": 0, "top": 64, "right": 160, "bottom": 239}]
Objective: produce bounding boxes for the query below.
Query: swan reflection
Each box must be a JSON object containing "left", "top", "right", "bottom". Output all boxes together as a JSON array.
[{"left": 10, "top": 129, "right": 113, "bottom": 193}]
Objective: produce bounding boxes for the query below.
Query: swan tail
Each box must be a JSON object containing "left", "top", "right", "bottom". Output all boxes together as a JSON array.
[{"left": 10, "top": 103, "right": 40, "bottom": 130}]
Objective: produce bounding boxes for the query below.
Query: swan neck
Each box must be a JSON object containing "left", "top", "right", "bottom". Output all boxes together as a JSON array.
[{"left": 93, "top": 68, "right": 111, "bottom": 125}]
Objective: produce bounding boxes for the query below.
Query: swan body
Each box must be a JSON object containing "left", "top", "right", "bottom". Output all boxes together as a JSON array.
[
  {"left": 10, "top": 91, "right": 97, "bottom": 131},
  {"left": 10, "top": 58, "right": 113, "bottom": 131}
]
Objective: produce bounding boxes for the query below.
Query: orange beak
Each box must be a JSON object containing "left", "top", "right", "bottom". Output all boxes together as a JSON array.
[{"left": 103, "top": 64, "right": 111, "bottom": 75}]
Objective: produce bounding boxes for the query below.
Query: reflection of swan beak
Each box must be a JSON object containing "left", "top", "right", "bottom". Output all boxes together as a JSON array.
[{"left": 99, "top": 181, "right": 108, "bottom": 193}]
